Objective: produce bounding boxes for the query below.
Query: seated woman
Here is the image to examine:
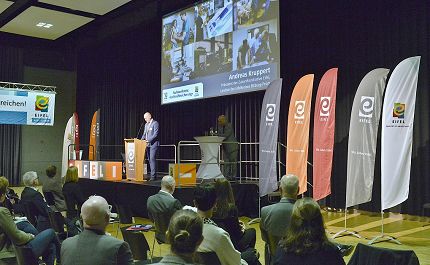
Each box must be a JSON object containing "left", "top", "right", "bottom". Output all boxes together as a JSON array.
[
  {"left": 154, "top": 209, "right": 203, "bottom": 264},
  {"left": 212, "top": 178, "right": 256, "bottom": 252},
  {"left": 274, "top": 198, "right": 345, "bottom": 265},
  {"left": 0, "top": 176, "right": 61, "bottom": 265},
  {"left": 62, "top": 166, "right": 86, "bottom": 219},
  {"left": 42, "top": 165, "right": 66, "bottom": 212}
]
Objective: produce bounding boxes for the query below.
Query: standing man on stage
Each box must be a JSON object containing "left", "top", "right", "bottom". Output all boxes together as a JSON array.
[
  {"left": 141, "top": 112, "right": 159, "bottom": 181},
  {"left": 217, "top": 115, "right": 239, "bottom": 180}
]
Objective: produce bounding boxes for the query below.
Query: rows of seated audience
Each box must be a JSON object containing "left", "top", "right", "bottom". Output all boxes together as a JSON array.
[{"left": 0, "top": 167, "right": 351, "bottom": 265}]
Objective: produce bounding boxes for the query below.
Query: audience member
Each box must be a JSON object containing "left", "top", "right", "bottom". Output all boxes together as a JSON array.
[
  {"left": 147, "top": 175, "right": 183, "bottom": 243},
  {"left": 213, "top": 178, "right": 256, "bottom": 252},
  {"left": 260, "top": 174, "right": 298, "bottom": 243},
  {"left": 62, "top": 166, "right": 86, "bottom": 219},
  {"left": 42, "top": 165, "right": 66, "bottom": 211},
  {"left": 195, "top": 183, "right": 259, "bottom": 265},
  {"left": 61, "top": 195, "right": 133, "bottom": 265},
  {"left": 154, "top": 209, "right": 203, "bottom": 265},
  {"left": 273, "top": 197, "right": 345, "bottom": 265},
  {"left": 20, "top": 171, "right": 52, "bottom": 231},
  {"left": 0, "top": 176, "right": 60, "bottom": 265}
]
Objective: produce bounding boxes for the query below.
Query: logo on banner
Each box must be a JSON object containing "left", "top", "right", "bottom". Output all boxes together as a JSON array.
[
  {"left": 320, "top": 97, "right": 331, "bottom": 117},
  {"left": 358, "top": 96, "right": 374, "bottom": 124},
  {"left": 265, "top": 104, "right": 276, "bottom": 126},
  {"left": 294, "top": 101, "right": 305, "bottom": 124},
  {"left": 35, "top": 96, "right": 49, "bottom": 112},
  {"left": 393, "top": 103, "right": 405, "bottom": 118}
]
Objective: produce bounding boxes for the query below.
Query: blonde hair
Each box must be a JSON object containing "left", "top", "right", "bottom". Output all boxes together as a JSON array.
[
  {"left": 0, "top": 177, "right": 9, "bottom": 196},
  {"left": 64, "top": 166, "right": 79, "bottom": 183}
]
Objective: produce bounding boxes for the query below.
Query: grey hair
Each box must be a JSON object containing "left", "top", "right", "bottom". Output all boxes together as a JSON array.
[
  {"left": 279, "top": 174, "right": 299, "bottom": 196},
  {"left": 161, "top": 175, "right": 176, "bottom": 190},
  {"left": 22, "top": 171, "right": 38, "bottom": 186}
]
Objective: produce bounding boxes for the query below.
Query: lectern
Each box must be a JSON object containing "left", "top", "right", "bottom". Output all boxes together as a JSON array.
[{"left": 124, "top": 138, "right": 147, "bottom": 181}]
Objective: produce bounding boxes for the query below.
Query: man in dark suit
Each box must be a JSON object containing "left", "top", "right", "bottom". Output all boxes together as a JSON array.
[
  {"left": 20, "top": 171, "right": 52, "bottom": 231},
  {"left": 147, "top": 175, "right": 183, "bottom": 243},
  {"left": 217, "top": 115, "right": 239, "bottom": 180},
  {"left": 141, "top": 112, "right": 160, "bottom": 181},
  {"left": 61, "top": 195, "right": 133, "bottom": 265}
]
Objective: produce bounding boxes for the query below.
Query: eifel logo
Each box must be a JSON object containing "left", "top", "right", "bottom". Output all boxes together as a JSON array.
[
  {"left": 359, "top": 96, "right": 374, "bottom": 118},
  {"left": 266, "top": 104, "right": 276, "bottom": 122},
  {"left": 393, "top": 103, "right": 405, "bottom": 119},
  {"left": 294, "top": 101, "right": 305, "bottom": 120},
  {"left": 319, "top": 97, "right": 331, "bottom": 117},
  {"left": 35, "top": 96, "right": 49, "bottom": 112}
]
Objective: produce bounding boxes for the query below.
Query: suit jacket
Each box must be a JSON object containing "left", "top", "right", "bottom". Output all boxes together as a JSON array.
[
  {"left": 62, "top": 182, "right": 86, "bottom": 219},
  {"left": 0, "top": 207, "right": 33, "bottom": 259},
  {"left": 260, "top": 198, "right": 296, "bottom": 240},
  {"left": 61, "top": 228, "right": 133, "bottom": 265},
  {"left": 20, "top": 187, "right": 51, "bottom": 219},
  {"left": 147, "top": 191, "right": 182, "bottom": 242},
  {"left": 218, "top": 123, "right": 238, "bottom": 153},
  {"left": 273, "top": 242, "right": 345, "bottom": 265},
  {"left": 142, "top": 119, "right": 159, "bottom": 146}
]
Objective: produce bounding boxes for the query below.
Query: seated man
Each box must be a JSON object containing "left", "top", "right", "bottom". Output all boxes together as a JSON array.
[
  {"left": 147, "top": 175, "right": 183, "bottom": 243},
  {"left": 61, "top": 195, "right": 133, "bottom": 265},
  {"left": 20, "top": 171, "right": 52, "bottom": 231},
  {"left": 0, "top": 176, "right": 60, "bottom": 265},
  {"left": 260, "top": 174, "right": 298, "bottom": 264},
  {"left": 195, "top": 183, "right": 259, "bottom": 265}
]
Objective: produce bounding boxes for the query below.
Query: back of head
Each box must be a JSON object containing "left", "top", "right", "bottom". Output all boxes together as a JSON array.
[
  {"left": 46, "top": 165, "right": 57, "bottom": 178},
  {"left": 161, "top": 175, "right": 176, "bottom": 193},
  {"left": 81, "top": 195, "right": 110, "bottom": 230},
  {"left": 64, "top": 166, "right": 79, "bottom": 183},
  {"left": 279, "top": 174, "right": 299, "bottom": 198},
  {"left": 167, "top": 209, "right": 203, "bottom": 256},
  {"left": 22, "top": 171, "right": 38, "bottom": 187},
  {"left": 280, "top": 197, "right": 327, "bottom": 255},
  {"left": 194, "top": 183, "right": 217, "bottom": 211},
  {"left": 0, "top": 176, "right": 9, "bottom": 197},
  {"left": 214, "top": 178, "right": 235, "bottom": 218}
]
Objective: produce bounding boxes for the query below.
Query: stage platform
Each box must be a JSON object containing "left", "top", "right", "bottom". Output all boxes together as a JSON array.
[{"left": 77, "top": 177, "right": 262, "bottom": 218}]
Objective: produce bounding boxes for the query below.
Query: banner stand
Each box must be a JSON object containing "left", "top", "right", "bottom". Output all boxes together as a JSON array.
[
  {"left": 368, "top": 212, "right": 401, "bottom": 245},
  {"left": 332, "top": 210, "right": 362, "bottom": 239}
]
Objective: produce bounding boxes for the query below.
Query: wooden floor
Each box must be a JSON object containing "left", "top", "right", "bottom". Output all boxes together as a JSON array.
[{"left": 106, "top": 210, "right": 430, "bottom": 264}]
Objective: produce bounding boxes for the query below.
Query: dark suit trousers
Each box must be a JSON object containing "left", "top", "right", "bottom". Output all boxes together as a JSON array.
[{"left": 147, "top": 144, "right": 158, "bottom": 178}]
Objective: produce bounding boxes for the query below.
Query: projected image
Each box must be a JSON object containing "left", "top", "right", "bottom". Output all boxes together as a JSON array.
[
  {"left": 162, "top": 8, "right": 195, "bottom": 52},
  {"left": 232, "top": 19, "right": 278, "bottom": 70},
  {"left": 194, "top": 33, "right": 233, "bottom": 78},
  {"left": 194, "top": 0, "right": 233, "bottom": 41},
  {"left": 162, "top": 45, "right": 195, "bottom": 84},
  {"left": 161, "top": 0, "right": 279, "bottom": 104},
  {"left": 233, "top": 0, "right": 279, "bottom": 29}
]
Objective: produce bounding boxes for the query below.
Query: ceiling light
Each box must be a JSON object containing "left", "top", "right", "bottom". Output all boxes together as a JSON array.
[{"left": 36, "top": 22, "right": 53, "bottom": 28}]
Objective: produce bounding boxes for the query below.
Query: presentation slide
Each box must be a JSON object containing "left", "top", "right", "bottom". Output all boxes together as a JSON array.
[{"left": 161, "top": 0, "right": 280, "bottom": 104}]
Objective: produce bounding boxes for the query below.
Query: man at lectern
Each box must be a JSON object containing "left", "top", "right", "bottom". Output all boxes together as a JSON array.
[
  {"left": 141, "top": 112, "right": 159, "bottom": 181},
  {"left": 217, "top": 115, "right": 239, "bottom": 180}
]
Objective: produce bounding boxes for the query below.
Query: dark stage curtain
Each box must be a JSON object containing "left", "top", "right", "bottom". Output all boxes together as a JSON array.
[
  {"left": 76, "top": 0, "right": 430, "bottom": 215},
  {"left": 0, "top": 46, "right": 23, "bottom": 185}
]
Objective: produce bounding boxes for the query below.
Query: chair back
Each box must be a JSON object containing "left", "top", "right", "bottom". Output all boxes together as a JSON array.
[
  {"left": 21, "top": 203, "right": 37, "bottom": 227},
  {"left": 43, "top": 192, "right": 55, "bottom": 206},
  {"left": 120, "top": 226, "right": 150, "bottom": 261},
  {"left": 194, "top": 252, "right": 221, "bottom": 265},
  {"left": 347, "top": 243, "right": 419, "bottom": 265},
  {"left": 148, "top": 211, "right": 170, "bottom": 243},
  {"left": 14, "top": 244, "right": 39, "bottom": 265},
  {"left": 47, "top": 211, "right": 65, "bottom": 234},
  {"left": 115, "top": 204, "right": 133, "bottom": 224}
]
